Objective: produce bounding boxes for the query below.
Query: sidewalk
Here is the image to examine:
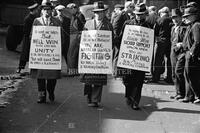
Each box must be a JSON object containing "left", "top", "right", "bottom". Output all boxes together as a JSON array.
[{"left": 0, "top": 75, "right": 200, "bottom": 133}]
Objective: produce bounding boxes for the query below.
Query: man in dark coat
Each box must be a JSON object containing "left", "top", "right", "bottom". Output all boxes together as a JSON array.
[
  {"left": 112, "top": 1, "right": 134, "bottom": 77},
  {"left": 151, "top": 7, "right": 173, "bottom": 83},
  {"left": 16, "top": 2, "right": 41, "bottom": 73},
  {"left": 55, "top": 5, "right": 71, "bottom": 66},
  {"left": 169, "top": 8, "right": 187, "bottom": 100},
  {"left": 110, "top": 4, "right": 124, "bottom": 25},
  {"left": 113, "top": 1, "right": 135, "bottom": 47},
  {"left": 119, "top": 3, "right": 151, "bottom": 110},
  {"left": 66, "top": 3, "right": 86, "bottom": 76},
  {"left": 180, "top": 4, "right": 200, "bottom": 104}
]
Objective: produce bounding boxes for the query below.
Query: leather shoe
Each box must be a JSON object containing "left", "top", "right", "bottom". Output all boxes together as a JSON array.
[
  {"left": 193, "top": 99, "right": 200, "bottom": 104},
  {"left": 131, "top": 104, "right": 140, "bottom": 110},
  {"left": 175, "top": 95, "right": 184, "bottom": 100},
  {"left": 179, "top": 98, "right": 190, "bottom": 103},
  {"left": 170, "top": 95, "right": 184, "bottom": 100},
  {"left": 88, "top": 102, "right": 99, "bottom": 107},
  {"left": 37, "top": 91, "right": 46, "bottom": 103},
  {"left": 170, "top": 94, "right": 178, "bottom": 99},
  {"left": 37, "top": 97, "right": 46, "bottom": 103}
]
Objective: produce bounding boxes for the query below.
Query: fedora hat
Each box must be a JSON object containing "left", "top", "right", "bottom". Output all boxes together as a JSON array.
[
  {"left": 133, "top": 3, "right": 147, "bottom": 14},
  {"left": 183, "top": 6, "right": 198, "bottom": 17},
  {"left": 114, "top": 4, "right": 124, "bottom": 10},
  {"left": 28, "top": 3, "right": 39, "bottom": 10},
  {"left": 55, "top": 5, "right": 65, "bottom": 10},
  {"left": 159, "top": 6, "right": 170, "bottom": 14},
  {"left": 41, "top": 0, "right": 53, "bottom": 9},
  {"left": 92, "top": 1, "right": 107, "bottom": 12},
  {"left": 171, "top": 8, "right": 182, "bottom": 18},
  {"left": 148, "top": 6, "right": 157, "bottom": 12},
  {"left": 66, "top": 3, "right": 77, "bottom": 9},
  {"left": 183, "top": 2, "right": 198, "bottom": 8}
]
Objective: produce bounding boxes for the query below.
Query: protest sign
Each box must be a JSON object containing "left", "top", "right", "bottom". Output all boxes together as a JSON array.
[
  {"left": 117, "top": 25, "right": 154, "bottom": 72},
  {"left": 78, "top": 30, "right": 112, "bottom": 74},
  {"left": 29, "top": 26, "right": 61, "bottom": 70}
]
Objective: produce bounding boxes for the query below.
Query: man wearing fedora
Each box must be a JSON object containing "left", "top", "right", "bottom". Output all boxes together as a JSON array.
[
  {"left": 31, "top": 0, "right": 61, "bottom": 103},
  {"left": 113, "top": 1, "right": 135, "bottom": 48},
  {"left": 110, "top": 4, "right": 124, "bottom": 25},
  {"left": 112, "top": 1, "right": 135, "bottom": 77},
  {"left": 66, "top": 3, "right": 86, "bottom": 76},
  {"left": 169, "top": 8, "right": 187, "bottom": 100},
  {"left": 16, "top": 2, "right": 41, "bottom": 73},
  {"left": 55, "top": 5, "right": 71, "bottom": 67},
  {"left": 119, "top": 3, "right": 151, "bottom": 110},
  {"left": 80, "top": 1, "right": 113, "bottom": 107},
  {"left": 180, "top": 3, "right": 200, "bottom": 104}
]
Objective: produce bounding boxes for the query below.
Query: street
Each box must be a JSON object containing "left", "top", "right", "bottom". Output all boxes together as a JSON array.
[{"left": 0, "top": 32, "right": 200, "bottom": 133}]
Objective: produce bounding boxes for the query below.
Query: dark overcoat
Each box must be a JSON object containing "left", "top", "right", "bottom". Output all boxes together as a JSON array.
[
  {"left": 55, "top": 16, "right": 71, "bottom": 56},
  {"left": 67, "top": 13, "right": 86, "bottom": 69},
  {"left": 80, "top": 17, "right": 113, "bottom": 85},
  {"left": 30, "top": 16, "right": 61, "bottom": 79},
  {"left": 20, "top": 13, "right": 37, "bottom": 62}
]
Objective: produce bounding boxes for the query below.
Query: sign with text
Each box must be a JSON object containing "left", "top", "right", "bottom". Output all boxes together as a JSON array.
[
  {"left": 78, "top": 30, "right": 112, "bottom": 74},
  {"left": 29, "top": 26, "right": 61, "bottom": 70},
  {"left": 117, "top": 25, "right": 154, "bottom": 72}
]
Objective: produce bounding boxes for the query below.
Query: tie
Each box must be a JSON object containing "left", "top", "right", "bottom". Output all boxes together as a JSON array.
[{"left": 46, "top": 19, "right": 49, "bottom": 26}]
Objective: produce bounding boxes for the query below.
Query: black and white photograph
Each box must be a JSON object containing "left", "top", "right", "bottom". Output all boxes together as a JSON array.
[{"left": 0, "top": 0, "right": 200, "bottom": 132}]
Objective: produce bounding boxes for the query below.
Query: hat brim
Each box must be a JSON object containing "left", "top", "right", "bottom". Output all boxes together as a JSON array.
[
  {"left": 92, "top": 8, "right": 107, "bottom": 12},
  {"left": 134, "top": 11, "right": 147, "bottom": 14},
  {"left": 171, "top": 15, "right": 179, "bottom": 18},
  {"left": 28, "top": 3, "right": 39, "bottom": 10},
  {"left": 41, "top": 5, "right": 54, "bottom": 9},
  {"left": 183, "top": 13, "right": 197, "bottom": 17}
]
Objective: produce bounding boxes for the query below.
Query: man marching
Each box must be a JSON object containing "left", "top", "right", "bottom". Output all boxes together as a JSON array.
[
  {"left": 80, "top": 1, "right": 113, "bottom": 107},
  {"left": 31, "top": 0, "right": 61, "bottom": 103},
  {"left": 119, "top": 3, "right": 151, "bottom": 110}
]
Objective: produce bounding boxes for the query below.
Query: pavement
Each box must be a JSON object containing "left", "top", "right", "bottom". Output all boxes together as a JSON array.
[{"left": 1, "top": 29, "right": 200, "bottom": 133}]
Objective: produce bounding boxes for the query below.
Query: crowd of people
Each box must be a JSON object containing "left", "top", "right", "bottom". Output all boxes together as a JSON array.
[{"left": 16, "top": 0, "right": 200, "bottom": 110}]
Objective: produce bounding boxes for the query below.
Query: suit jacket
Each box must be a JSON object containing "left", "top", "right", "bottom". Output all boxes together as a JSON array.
[
  {"left": 155, "top": 15, "right": 173, "bottom": 44},
  {"left": 171, "top": 22, "right": 187, "bottom": 54},
  {"left": 112, "top": 11, "right": 130, "bottom": 49},
  {"left": 113, "top": 11, "right": 130, "bottom": 36},
  {"left": 183, "top": 21, "right": 200, "bottom": 58},
  {"left": 33, "top": 16, "right": 61, "bottom": 26},
  {"left": 70, "top": 12, "right": 86, "bottom": 34}
]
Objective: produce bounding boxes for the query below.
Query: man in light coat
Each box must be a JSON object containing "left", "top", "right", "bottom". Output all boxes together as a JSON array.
[{"left": 31, "top": 0, "right": 61, "bottom": 103}]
